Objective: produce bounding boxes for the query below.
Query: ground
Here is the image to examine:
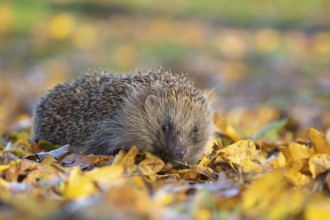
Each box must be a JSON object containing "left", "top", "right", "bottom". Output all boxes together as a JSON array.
[{"left": 0, "top": 1, "right": 330, "bottom": 219}]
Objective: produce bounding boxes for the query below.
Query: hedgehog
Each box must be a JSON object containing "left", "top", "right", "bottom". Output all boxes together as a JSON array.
[{"left": 31, "top": 69, "right": 213, "bottom": 166}]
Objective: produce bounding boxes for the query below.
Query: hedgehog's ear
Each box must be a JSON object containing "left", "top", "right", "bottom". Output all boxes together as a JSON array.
[{"left": 145, "top": 95, "right": 160, "bottom": 113}]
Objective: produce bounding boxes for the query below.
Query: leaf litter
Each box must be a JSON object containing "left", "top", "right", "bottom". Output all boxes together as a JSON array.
[{"left": 0, "top": 111, "right": 330, "bottom": 220}]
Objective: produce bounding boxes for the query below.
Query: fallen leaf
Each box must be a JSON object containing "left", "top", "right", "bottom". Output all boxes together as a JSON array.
[
  {"left": 225, "top": 125, "right": 240, "bottom": 142},
  {"left": 86, "top": 165, "right": 124, "bottom": 189},
  {"left": 64, "top": 166, "right": 96, "bottom": 200},
  {"left": 309, "top": 128, "right": 330, "bottom": 154},
  {"left": 243, "top": 170, "right": 305, "bottom": 219},
  {"left": 0, "top": 155, "right": 20, "bottom": 171},
  {"left": 309, "top": 154, "right": 330, "bottom": 178},
  {"left": 220, "top": 140, "right": 258, "bottom": 164},
  {"left": 112, "top": 146, "right": 138, "bottom": 173},
  {"left": 25, "top": 144, "right": 71, "bottom": 161},
  {"left": 220, "top": 140, "right": 262, "bottom": 172},
  {"left": 105, "top": 181, "right": 154, "bottom": 214},
  {"left": 284, "top": 168, "right": 311, "bottom": 187},
  {"left": 138, "top": 156, "right": 165, "bottom": 176},
  {"left": 60, "top": 153, "right": 114, "bottom": 169},
  {"left": 177, "top": 169, "right": 200, "bottom": 180},
  {"left": 35, "top": 140, "right": 61, "bottom": 151},
  {"left": 2, "top": 160, "right": 37, "bottom": 182},
  {"left": 240, "top": 159, "right": 263, "bottom": 173},
  {"left": 304, "top": 195, "right": 330, "bottom": 220},
  {"left": 191, "top": 164, "right": 217, "bottom": 181},
  {"left": 279, "top": 143, "right": 312, "bottom": 163}
]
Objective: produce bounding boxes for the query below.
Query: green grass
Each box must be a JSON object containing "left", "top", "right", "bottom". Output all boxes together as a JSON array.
[
  {"left": 10, "top": 0, "right": 50, "bottom": 33},
  {"left": 4, "top": 0, "right": 329, "bottom": 32}
]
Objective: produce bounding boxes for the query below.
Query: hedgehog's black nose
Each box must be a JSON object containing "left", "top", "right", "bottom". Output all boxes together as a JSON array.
[{"left": 174, "top": 148, "right": 188, "bottom": 158}]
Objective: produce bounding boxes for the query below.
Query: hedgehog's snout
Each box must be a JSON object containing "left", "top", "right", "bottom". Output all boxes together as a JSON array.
[
  {"left": 158, "top": 146, "right": 189, "bottom": 160},
  {"left": 173, "top": 147, "right": 188, "bottom": 158}
]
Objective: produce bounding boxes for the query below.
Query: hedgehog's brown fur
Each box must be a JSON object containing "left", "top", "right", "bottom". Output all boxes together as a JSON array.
[{"left": 31, "top": 69, "right": 213, "bottom": 166}]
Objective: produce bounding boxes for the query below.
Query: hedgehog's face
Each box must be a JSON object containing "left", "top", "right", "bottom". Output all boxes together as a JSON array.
[{"left": 144, "top": 93, "right": 212, "bottom": 167}]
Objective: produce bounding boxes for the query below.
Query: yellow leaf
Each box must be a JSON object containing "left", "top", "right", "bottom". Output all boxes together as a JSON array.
[
  {"left": 49, "top": 13, "right": 75, "bottom": 40},
  {"left": 284, "top": 168, "right": 311, "bottom": 187},
  {"left": 305, "top": 195, "right": 330, "bottom": 220},
  {"left": 198, "top": 154, "right": 211, "bottom": 166},
  {"left": 221, "top": 140, "right": 257, "bottom": 164},
  {"left": 112, "top": 146, "right": 138, "bottom": 173},
  {"left": 279, "top": 143, "right": 312, "bottom": 177},
  {"left": 64, "top": 166, "right": 96, "bottom": 200},
  {"left": 262, "top": 157, "right": 279, "bottom": 170},
  {"left": 105, "top": 182, "right": 154, "bottom": 213},
  {"left": 86, "top": 165, "right": 124, "bottom": 185},
  {"left": 129, "top": 176, "right": 147, "bottom": 191},
  {"left": 0, "top": 165, "right": 9, "bottom": 171},
  {"left": 225, "top": 125, "right": 240, "bottom": 142},
  {"left": 138, "top": 156, "right": 164, "bottom": 176},
  {"left": 241, "top": 159, "right": 262, "bottom": 173},
  {"left": 262, "top": 153, "right": 286, "bottom": 170},
  {"left": 220, "top": 140, "right": 261, "bottom": 173},
  {"left": 309, "top": 154, "right": 330, "bottom": 178},
  {"left": 243, "top": 171, "right": 283, "bottom": 209},
  {"left": 0, "top": 159, "right": 20, "bottom": 172},
  {"left": 278, "top": 152, "right": 286, "bottom": 167},
  {"left": 326, "top": 129, "right": 330, "bottom": 143},
  {"left": 243, "top": 170, "right": 305, "bottom": 220},
  {"left": 203, "top": 135, "right": 217, "bottom": 156},
  {"left": 309, "top": 128, "right": 330, "bottom": 154},
  {"left": 279, "top": 143, "right": 312, "bottom": 163}
]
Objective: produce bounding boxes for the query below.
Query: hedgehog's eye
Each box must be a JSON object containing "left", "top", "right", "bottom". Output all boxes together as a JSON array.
[
  {"left": 193, "top": 126, "right": 198, "bottom": 133},
  {"left": 162, "top": 124, "right": 170, "bottom": 132}
]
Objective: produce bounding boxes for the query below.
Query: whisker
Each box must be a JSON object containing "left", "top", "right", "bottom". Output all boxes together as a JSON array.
[{"left": 164, "top": 156, "right": 191, "bottom": 168}]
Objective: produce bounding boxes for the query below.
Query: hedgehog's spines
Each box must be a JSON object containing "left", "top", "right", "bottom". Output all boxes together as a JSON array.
[{"left": 31, "top": 68, "right": 213, "bottom": 167}]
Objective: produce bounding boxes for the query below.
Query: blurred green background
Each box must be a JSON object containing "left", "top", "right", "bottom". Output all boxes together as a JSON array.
[{"left": 0, "top": 0, "right": 330, "bottom": 130}]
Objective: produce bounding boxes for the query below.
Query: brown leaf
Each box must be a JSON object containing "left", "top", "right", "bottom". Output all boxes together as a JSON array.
[
  {"left": 138, "top": 156, "right": 165, "bottom": 176},
  {"left": 25, "top": 144, "right": 71, "bottom": 162},
  {"left": 177, "top": 169, "right": 200, "bottom": 181},
  {"left": 2, "top": 160, "right": 36, "bottom": 182},
  {"left": 0, "top": 153, "right": 20, "bottom": 166},
  {"left": 191, "top": 164, "right": 217, "bottom": 181},
  {"left": 59, "top": 153, "right": 114, "bottom": 169}
]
